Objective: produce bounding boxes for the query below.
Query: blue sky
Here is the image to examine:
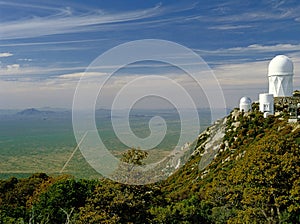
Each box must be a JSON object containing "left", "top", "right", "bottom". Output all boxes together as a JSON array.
[{"left": 1, "top": 0, "right": 300, "bottom": 109}]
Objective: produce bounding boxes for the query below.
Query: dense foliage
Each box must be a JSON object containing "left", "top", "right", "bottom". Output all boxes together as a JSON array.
[{"left": 0, "top": 110, "right": 299, "bottom": 223}]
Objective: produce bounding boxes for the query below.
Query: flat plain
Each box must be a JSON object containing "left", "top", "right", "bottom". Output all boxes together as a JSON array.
[{"left": 0, "top": 108, "right": 220, "bottom": 179}]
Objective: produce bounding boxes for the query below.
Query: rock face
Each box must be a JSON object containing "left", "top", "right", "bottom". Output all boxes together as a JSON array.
[
  {"left": 162, "top": 117, "right": 229, "bottom": 177},
  {"left": 194, "top": 117, "right": 227, "bottom": 171}
]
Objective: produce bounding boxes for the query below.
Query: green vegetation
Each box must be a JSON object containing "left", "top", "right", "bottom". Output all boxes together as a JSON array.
[
  {"left": 293, "top": 90, "right": 300, "bottom": 97},
  {"left": 0, "top": 109, "right": 210, "bottom": 179},
  {"left": 0, "top": 110, "right": 300, "bottom": 223},
  {"left": 159, "top": 110, "right": 300, "bottom": 223}
]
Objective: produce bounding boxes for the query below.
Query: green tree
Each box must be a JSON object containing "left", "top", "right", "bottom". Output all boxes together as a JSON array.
[
  {"left": 113, "top": 147, "right": 150, "bottom": 184},
  {"left": 121, "top": 147, "right": 148, "bottom": 166},
  {"left": 33, "top": 178, "right": 95, "bottom": 223},
  {"left": 77, "top": 180, "right": 162, "bottom": 224}
]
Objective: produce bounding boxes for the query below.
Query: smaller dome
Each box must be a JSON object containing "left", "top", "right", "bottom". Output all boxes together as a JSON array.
[
  {"left": 239, "top": 96, "right": 252, "bottom": 112},
  {"left": 240, "top": 96, "right": 252, "bottom": 105},
  {"left": 268, "top": 55, "right": 293, "bottom": 76}
]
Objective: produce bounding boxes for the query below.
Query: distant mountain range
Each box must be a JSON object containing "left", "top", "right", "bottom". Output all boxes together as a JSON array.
[{"left": 16, "top": 108, "right": 55, "bottom": 116}]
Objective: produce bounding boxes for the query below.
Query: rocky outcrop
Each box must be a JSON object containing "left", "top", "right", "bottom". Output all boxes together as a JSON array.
[{"left": 194, "top": 117, "right": 227, "bottom": 171}]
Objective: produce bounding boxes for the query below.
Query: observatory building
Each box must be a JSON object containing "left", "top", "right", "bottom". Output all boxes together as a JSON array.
[
  {"left": 239, "top": 96, "right": 252, "bottom": 112},
  {"left": 259, "top": 93, "right": 274, "bottom": 117},
  {"left": 268, "top": 55, "right": 294, "bottom": 97},
  {"left": 238, "top": 54, "right": 297, "bottom": 119}
]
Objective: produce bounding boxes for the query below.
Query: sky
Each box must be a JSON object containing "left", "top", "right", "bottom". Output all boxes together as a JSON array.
[{"left": 1, "top": 0, "right": 300, "bottom": 109}]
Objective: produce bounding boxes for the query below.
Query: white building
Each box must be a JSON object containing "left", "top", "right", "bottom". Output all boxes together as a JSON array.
[
  {"left": 268, "top": 55, "right": 294, "bottom": 97},
  {"left": 259, "top": 93, "right": 274, "bottom": 116},
  {"left": 239, "top": 96, "right": 252, "bottom": 112}
]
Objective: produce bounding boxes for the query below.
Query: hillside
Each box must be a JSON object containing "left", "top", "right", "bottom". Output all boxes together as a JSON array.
[
  {"left": 0, "top": 109, "right": 299, "bottom": 223},
  {"left": 160, "top": 109, "right": 300, "bottom": 223}
]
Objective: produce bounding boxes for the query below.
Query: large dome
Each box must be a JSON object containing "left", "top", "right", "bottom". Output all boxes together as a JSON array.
[{"left": 268, "top": 55, "right": 294, "bottom": 76}]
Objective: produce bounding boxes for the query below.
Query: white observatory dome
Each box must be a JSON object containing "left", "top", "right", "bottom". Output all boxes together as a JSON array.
[
  {"left": 268, "top": 55, "right": 294, "bottom": 97},
  {"left": 240, "top": 96, "right": 252, "bottom": 105},
  {"left": 268, "top": 55, "right": 293, "bottom": 76},
  {"left": 239, "top": 96, "right": 252, "bottom": 112}
]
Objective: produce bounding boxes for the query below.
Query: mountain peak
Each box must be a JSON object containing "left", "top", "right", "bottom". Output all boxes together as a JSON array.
[{"left": 17, "top": 108, "right": 54, "bottom": 116}]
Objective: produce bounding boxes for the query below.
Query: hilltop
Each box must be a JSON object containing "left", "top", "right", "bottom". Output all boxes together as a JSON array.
[{"left": 0, "top": 109, "right": 299, "bottom": 223}]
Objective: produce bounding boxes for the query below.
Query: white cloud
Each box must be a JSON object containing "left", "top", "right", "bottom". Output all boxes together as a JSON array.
[
  {"left": 195, "top": 43, "right": 300, "bottom": 69},
  {"left": 58, "top": 72, "right": 85, "bottom": 79},
  {"left": 6, "top": 64, "right": 20, "bottom": 71},
  {"left": 227, "top": 44, "right": 300, "bottom": 53},
  {"left": 214, "top": 60, "right": 268, "bottom": 85},
  {"left": 0, "top": 64, "right": 86, "bottom": 76},
  {"left": 196, "top": 43, "right": 300, "bottom": 56},
  {"left": 184, "top": 1, "right": 300, "bottom": 24},
  {"left": 0, "top": 39, "right": 103, "bottom": 47},
  {"left": 214, "top": 6, "right": 300, "bottom": 23},
  {"left": 0, "top": 3, "right": 194, "bottom": 40},
  {"left": 0, "top": 52, "right": 13, "bottom": 58},
  {"left": 17, "top": 58, "right": 33, "bottom": 62},
  {"left": 59, "top": 72, "right": 106, "bottom": 79},
  {"left": 208, "top": 25, "right": 252, "bottom": 30}
]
